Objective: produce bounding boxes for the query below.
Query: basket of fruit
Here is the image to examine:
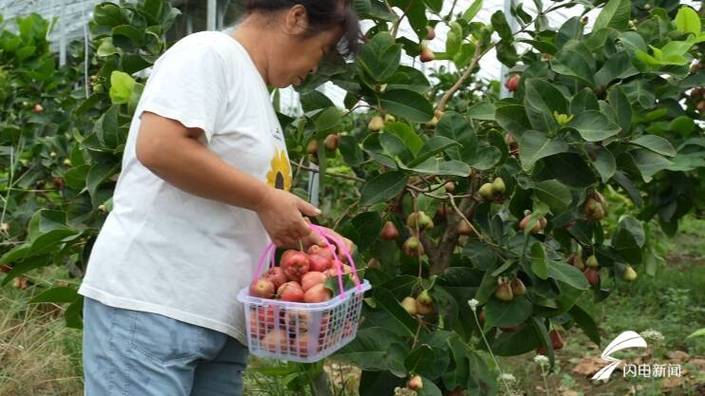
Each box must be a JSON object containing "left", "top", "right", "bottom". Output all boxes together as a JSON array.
[{"left": 237, "top": 224, "right": 371, "bottom": 362}]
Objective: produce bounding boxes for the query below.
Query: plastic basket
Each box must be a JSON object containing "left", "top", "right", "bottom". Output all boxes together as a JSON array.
[{"left": 237, "top": 225, "right": 371, "bottom": 363}]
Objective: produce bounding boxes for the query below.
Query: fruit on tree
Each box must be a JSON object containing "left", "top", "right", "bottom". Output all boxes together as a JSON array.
[
  {"left": 495, "top": 280, "right": 514, "bottom": 301},
  {"left": 264, "top": 267, "right": 288, "bottom": 289},
  {"left": 425, "top": 25, "right": 435, "bottom": 40},
  {"left": 277, "top": 281, "right": 305, "bottom": 302},
  {"left": 280, "top": 250, "right": 310, "bottom": 281},
  {"left": 407, "top": 375, "right": 423, "bottom": 391},
  {"left": 505, "top": 74, "right": 520, "bottom": 92},
  {"left": 492, "top": 177, "right": 506, "bottom": 195},
  {"left": 510, "top": 278, "right": 526, "bottom": 297},
  {"left": 304, "top": 283, "right": 332, "bottom": 303},
  {"left": 406, "top": 211, "right": 434, "bottom": 230},
  {"left": 456, "top": 220, "right": 473, "bottom": 236},
  {"left": 568, "top": 253, "right": 585, "bottom": 270},
  {"left": 380, "top": 221, "right": 400, "bottom": 240},
  {"left": 402, "top": 236, "right": 424, "bottom": 256},
  {"left": 444, "top": 181, "right": 455, "bottom": 193},
  {"left": 478, "top": 183, "right": 494, "bottom": 200},
  {"left": 384, "top": 113, "right": 396, "bottom": 123},
  {"left": 420, "top": 44, "right": 434, "bottom": 62},
  {"left": 417, "top": 290, "right": 432, "bottom": 305},
  {"left": 583, "top": 268, "right": 600, "bottom": 287},
  {"left": 367, "top": 258, "right": 381, "bottom": 270},
  {"left": 306, "top": 139, "right": 318, "bottom": 155},
  {"left": 250, "top": 278, "right": 275, "bottom": 298},
  {"left": 550, "top": 329, "right": 565, "bottom": 350},
  {"left": 623, "top": 265, "right": 637, "bottom": 282},
  {"left": 519, "top": 214, "right": 547, "bottom": 234},
  {"left": 324, "top": 134, "right": 339, "bottom": 151},
  {"left": 32, "top": 103, "right": 44, "bottom": 113},
  {"left": 586, "top": 255, "right": 599, "bottom": 268},
  {"left": 416, "top": 299, "right": 434, "bottom": 315},
  {"left": 401, "top": 296, "right": 417, "bottom": 315},
  {"left": 301, "top": 271, "right": 327, "bottom": 291},
  {"left": 368, "top": 115, "right": 385, "bottom": 132}
]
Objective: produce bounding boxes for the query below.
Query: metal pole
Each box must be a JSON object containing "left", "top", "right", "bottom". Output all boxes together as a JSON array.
[{"left": 207, "top": 0, "right": 217, "bottom": 31}]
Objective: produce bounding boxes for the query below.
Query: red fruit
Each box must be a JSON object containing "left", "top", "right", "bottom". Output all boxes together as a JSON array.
[
  {"left": 505, "top": 74, "right": 520, "bottom": 92},
  {"left": 284, "top": 310, "right": 311, "bottom": 334},
  {"left": 308, "top": 245, "right": 335, "bottom": 261},
  {"left": 444, "top": 181, "right": 455, "bottom": 193},
  {"left": 500, "top": 325, "right": 520, "bottom": 332},
  {"left": 698, "top": 100, "right": 705, "bottom": 113},
  {"left": 277, "top": 281, "right": 305, "bottom": 302},
  {"left": 380, "top": 221, "right": 400, "bottom": 240},
  {"left": 0, "top": 264, "right": 12, "bottom": 273},
  {"left": 519, "top": 215, "right": 546, "bottom": 234},
  {"left": 301, "top": 271, "right": 327, "bottom": 291},
  {"left": 550, "top": 329, "right": 565, "bottom": 350},
  {"left": 420, "top": 46, "right": 434, "bottom": 62},
  {"left": 456, "top": 220, "right": 473, "bottom": 236},
  {"left": 583, "top": 268, "right": 600, "bottom": 287},
  {"left": 478, "top": 310, "right": 485, "bottom": 324},
  {"left": 280, "top": 250, "right": 310, "bottom": 281},
  {"left": 308, "top": 254, "right": 332, "bottom": 272},
  {"left": 304, "top": 283, "right": 332, "bottom": 303},
  {"left": 256, "top": 305, "right": 277, "bottom": 327},
  {"left": 250, "top": 278, "right": 275, "bottom": 298},
  {"left": 261, "top": 329, "right": 288, "bottom": 352},
  {"left": 416, "top": 300, "right": 434, "bottom": 315},
  {"left": 324, "top": 134, "right": 339, "bottom": 151},
  {"left": 32, "top": 103, "right": 44, "bottom": 113},
  {"left": 306, "top": 139, "right": 318, "bottom": 155},
  {"left": 264, "top": 267, "right": 287, "bottom": 289},
  {"left": 407, "top": 375, "right": 423, "bottom": 391}
]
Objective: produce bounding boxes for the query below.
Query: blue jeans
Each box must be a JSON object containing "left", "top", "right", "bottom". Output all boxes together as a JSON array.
[{"left": 82, "top": 297, "right": 248, "bottom": 395}]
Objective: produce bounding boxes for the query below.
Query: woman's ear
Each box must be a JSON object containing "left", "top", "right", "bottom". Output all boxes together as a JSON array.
[{"left": 283, "top": 4, "right": 310, "bottom": 35}]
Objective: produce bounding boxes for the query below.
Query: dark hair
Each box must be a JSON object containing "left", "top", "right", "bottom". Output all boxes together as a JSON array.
[{"left": 245, "top": 0, "right": 362, "bottom": 57}]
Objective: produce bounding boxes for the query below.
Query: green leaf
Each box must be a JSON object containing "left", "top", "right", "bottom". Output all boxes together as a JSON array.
[
  {"left": 29, "top": 287, "right": 79, "bottom": 304},
  {"left": 336, "top": 327, "right": 408, "bottom": 374},
  {"left": 379, "top": 89, "right": 433, "bottom": 122},
  {"left": 675, "top": 7, "right": 701, "bottom": 36},
  {"left": 551, "top": 46, "right": 595, "bottom": 86},
  {"left": 530, "top": 317, "right": 555, "bottom": 367},
  {"left": 533, "top": 179, "right": 572, "bottom": 212},
  {"left": 384, "top": 122, "right": 423, "bottom": 155},
  {"left": 567, "top": 111, "right": 621, "bottom": 142},
  {"left": 495, "top": 105, "right": 531, "bottom": 135},
  {"left": 86, "top": 162, "right": 119, "bottom": 204},
  {"left": 548, "top": 261, "right": 590, "bottom": 290},
  {"left": 612, "top": 215, "right": 645, "bottom": 263},
  {"left": 373, "top": 288, "right": 418, "bottom": 336},
  {"left": 687, "top": 328, "right": 705, "bottom": 339},
  {"left": 445, "top": 22, "right": 463, "bottom": 58},
  {"left": 492, "top": 323, "right": 541, "bottom": 355},
  {"left": 491, "top": 11, "right": 513, "bottom": 41},
  {"left": 358, "top": 32, "right": 401, "bottom": 82},
  {"left": 65, "top": 298, "right": 84, "bottom": 329},
  {"left": 517, "top": 131, "right": 570, "bottom": 171},
  {"left": 466, "top": 103, "right": 496, "bottom": 121},
  {"left": 570, "top": 304, "right": 601, "bottom": 345},
  {"left": 442, "top": 336, "right": 469, "bottom": 389},
  {"left": 524, "top": 79, "right": 568, "bottom": 132},
  {"left": 631, "top": 149, "right": 673, "bottom": 182},
  {"left": 484, "top": 296, "right": 533, "bottom": 328},
  {"left": 401, "top": 158, "right": 472, "bottom": 177},
  {"left": 463, "top": 0, "right": 483, "bottom": 21},
  {"left": 593, "top": 0, "right": 631, "bottom": 31},
  {"left": 531, "top": 243, "right": 549, "bottom": 279},
  {"left": 630, "top": 135, "right": 676, "bottom": 157},
  {"left": 422, "top": 0, "right": 442, "bottom": 13},
  {"left": 437, "top": 112, "right": 477, "bottom": 162},
  {"left": 109, "top": 71, "right": 135, "bottom": 105},
  {"left": 407, "top": 136, "right": 461, "bottom": 167},
  {"left": 593, "top": 146, "right": 616, "bottom": 183},
  {"left": 360, "top": 171, "right": 408, "bottom": 206},
  {"left": 607, "top": 86, "right": 632, "bottom": 134},
  {"left": 594, "top": 51, "right": 639, "bottom": 87},
  {"left": 300, "top": 91, "right": 334, "bottom": 113},
  {"left": 313, "top": 107, "right": 341, "bottom": 135}
]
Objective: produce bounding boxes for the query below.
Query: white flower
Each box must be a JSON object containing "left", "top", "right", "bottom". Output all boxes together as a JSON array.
[
  {"left": 641, "top": 329, "right": 664, "bottom": 342},
  {"left": 468, "top": 298, "right": 479, "bottom": 312},
  {"left": 534, "top": 354, "right": 549, "bottom": 366},
  {"left": 498, "top": 373, "right": 517, "bottom": 383}
]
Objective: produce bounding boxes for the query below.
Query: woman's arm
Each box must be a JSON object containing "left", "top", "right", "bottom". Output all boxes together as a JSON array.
[{"left": 136, "top": 111, "right": 320, "bottom": 247}]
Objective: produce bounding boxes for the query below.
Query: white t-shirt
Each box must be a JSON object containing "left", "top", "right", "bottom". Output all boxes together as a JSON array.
[{"left": 78, "top": 31, "right": 292, "bottom": 344}]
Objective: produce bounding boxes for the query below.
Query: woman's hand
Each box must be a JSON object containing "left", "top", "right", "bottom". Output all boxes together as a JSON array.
[
  {"left": 255, "top": 188, "right": 321, "bottom": 247},
  {"left": 300, "top": 226, "right": 354, "bottom": 256}
]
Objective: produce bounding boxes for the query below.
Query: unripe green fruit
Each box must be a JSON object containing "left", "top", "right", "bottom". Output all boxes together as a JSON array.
[
  {"left": 623, "top": 265, "right": 637, "bottom": 281},
  {"left": 479, "top": 183, "right": 495, "bottom": 200},
  {"left": 492, "top": 177, "right": 506, "bottom": 195},
  {"left": 586, "top": 255, "right": 599, "bottom": 268}
]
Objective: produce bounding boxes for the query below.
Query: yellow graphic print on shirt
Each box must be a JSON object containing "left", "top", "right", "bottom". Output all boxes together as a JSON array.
[{"left": 266, "top": 149, "right": 292, "bottom": 191}]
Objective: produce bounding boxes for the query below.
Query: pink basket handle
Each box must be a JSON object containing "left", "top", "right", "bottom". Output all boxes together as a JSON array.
[{"left": 252, "top": 225, "right": 362, "bottom": 297}]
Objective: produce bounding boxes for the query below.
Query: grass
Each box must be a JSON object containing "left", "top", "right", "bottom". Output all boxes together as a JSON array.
[{"left": 2, "top": 216, "right": 705, "bottom": 395}]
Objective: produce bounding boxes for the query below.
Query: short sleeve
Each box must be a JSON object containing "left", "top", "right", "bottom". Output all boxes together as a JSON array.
[{"left": 139, "top": 38, "right": 228, "bottom": 141}]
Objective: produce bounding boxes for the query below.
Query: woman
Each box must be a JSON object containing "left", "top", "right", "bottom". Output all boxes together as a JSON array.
[{"left": 78, "top": 1, "right": 361, "bottom": 394}]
